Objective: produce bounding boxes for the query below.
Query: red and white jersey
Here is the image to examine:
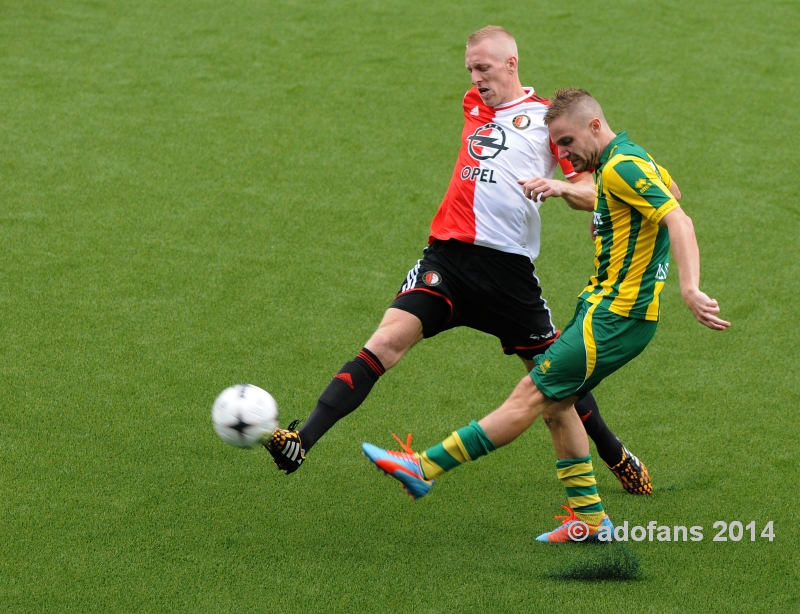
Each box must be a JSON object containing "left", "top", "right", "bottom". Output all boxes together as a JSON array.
[{"left": 429, "top": 87, "right": 578, "bottom": 261}]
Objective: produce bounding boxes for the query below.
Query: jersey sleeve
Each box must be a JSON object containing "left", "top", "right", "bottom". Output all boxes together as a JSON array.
[
  {"left": 549, "top": 137, "right": 578, "bottom": 179},
  {"left": 604, "top": 157, "right": 679, "bottom": 225},
  {"left": 655, "top": 163, "right": 673, "bottom": 189}
]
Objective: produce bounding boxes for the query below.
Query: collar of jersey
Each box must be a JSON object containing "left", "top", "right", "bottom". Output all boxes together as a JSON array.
[
  {"left": 598, "top": 131, "right": 629, "bottom": 168},
  {"left": 493, "top": 87, "right": 535, "bottom": 111}
]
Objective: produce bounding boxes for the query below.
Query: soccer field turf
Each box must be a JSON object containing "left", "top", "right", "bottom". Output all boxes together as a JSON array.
[{"left": 1, "top": 0, "right": 798, "bottom": 612}]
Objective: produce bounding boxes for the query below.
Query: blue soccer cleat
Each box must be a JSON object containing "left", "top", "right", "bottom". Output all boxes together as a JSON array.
[
  {"left": 535, "top": 506, "right": 614, "bottom": 543},
  {"left": 362, "top": 441, "right": 434, "bottom": 500}
]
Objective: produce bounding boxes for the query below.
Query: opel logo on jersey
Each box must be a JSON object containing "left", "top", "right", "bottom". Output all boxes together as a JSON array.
[
  {"left": 467, "top": 123, "right": 509, "bottom": 160},
  {"left": 512, "top": 114, "right": 531, "bottom": 130},
  {"left": 422, "top": 271, "right": 442, "bottom": 286}
]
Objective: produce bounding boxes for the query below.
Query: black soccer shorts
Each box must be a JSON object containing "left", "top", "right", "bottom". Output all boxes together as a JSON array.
[{"left": 390, "top": 239, "right": 558, "bottom": 359}]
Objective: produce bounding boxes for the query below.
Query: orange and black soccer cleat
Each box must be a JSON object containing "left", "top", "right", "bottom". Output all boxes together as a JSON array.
[
  {"left": 263, "top": 420, "right": 305, "bottom": 474},
  {"left": 607, "top": 445, "right": 652, "bottom": 495}
]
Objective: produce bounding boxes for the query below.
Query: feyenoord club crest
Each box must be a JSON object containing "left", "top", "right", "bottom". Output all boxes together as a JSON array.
[
  {"left": 422, "top": 271, "right": 442, "bottom": 286},
  {"left": 512, "top": 114, "right": 531, "bottom": 130},
  {"left": 467, "top": 123, "right": 509, "bottom": 160}
]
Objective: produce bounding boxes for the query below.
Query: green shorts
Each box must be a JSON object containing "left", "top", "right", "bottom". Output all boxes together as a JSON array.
[{"left": 530, "top": 299, "right": 658, "bottom": 401}]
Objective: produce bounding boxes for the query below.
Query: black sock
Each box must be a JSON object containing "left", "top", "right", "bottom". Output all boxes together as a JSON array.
[
  {"left": 574, "top": 392, "right": 624, "bottom": 466},
  {"left": 298, "top": 348, "right": 386, "bottom": 451}
]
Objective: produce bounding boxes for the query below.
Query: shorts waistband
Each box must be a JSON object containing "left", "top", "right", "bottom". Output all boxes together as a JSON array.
[{"left": 430, "top": 239, "right": 531, "bottom": 262}]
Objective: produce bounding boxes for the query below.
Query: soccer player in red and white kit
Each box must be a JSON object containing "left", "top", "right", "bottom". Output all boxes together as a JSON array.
[{"left": 265, "top": 26, "right": 652, "bottom": 494}]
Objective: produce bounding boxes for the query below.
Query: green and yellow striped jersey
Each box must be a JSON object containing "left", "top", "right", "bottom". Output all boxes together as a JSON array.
[{"left": 580, "top": 131, "right": 680, "bottom": 321}]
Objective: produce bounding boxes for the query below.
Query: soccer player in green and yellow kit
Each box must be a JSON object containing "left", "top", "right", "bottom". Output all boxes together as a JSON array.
[{"left": 362, "top": 88, "right": 730, "bottom": 542}]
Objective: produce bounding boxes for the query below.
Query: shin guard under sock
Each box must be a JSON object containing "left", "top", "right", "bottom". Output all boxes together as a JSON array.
[
  {"left": 556, "top": 455, "right": 606, "bottom": 526},
  {"left": 299, "top": 348, "right": 385, "bottom": 451},
  {"left": 418, "top": 420, "right": 495, "bottom": 480}
]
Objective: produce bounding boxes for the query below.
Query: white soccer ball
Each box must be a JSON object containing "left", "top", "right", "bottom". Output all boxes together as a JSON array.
[{"left": 211, "top": 384, "right": 279, "bottom": 449}]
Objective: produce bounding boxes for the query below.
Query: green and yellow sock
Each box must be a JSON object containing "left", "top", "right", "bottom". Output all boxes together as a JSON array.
[
  {"left": 556, "top": 455, "right": 606, "bottom": 527},
  {"left": 418, "top": 420, "right": 495, "bottom": 480}
]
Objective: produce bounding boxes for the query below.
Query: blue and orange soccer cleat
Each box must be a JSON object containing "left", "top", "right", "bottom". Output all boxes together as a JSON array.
[
  {"left": 362, "top": 434, "right": 434, "bottom": 500},
  {"left": 535, "top": 505, "right": 614, "bottom": 543}
]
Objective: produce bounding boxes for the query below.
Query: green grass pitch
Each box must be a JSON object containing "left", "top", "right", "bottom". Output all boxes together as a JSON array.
[{"left": 1, "top": 0, "right": 798, "bottom": 612}]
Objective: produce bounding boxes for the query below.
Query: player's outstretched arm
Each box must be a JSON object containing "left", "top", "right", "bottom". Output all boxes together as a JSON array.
[
  {"left": 660, "top": 208, "right": 730, "bottom": 331},
  {"left": 517, "top": 172, "right": 595, "bottom": 211}
]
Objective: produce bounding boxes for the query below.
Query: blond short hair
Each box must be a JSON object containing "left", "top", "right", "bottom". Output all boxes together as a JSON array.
[
  {"left": 543, "top": 88, "right": 605, "bottom": 126},
  {"left": 466, "top": 25, "right": 518, "bottom": 59}
]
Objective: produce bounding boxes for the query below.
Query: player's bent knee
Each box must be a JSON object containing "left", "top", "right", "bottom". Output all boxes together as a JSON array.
[
  {"left": 372, "top": 322, "right": 419, "bottom": 352},
  {"left": 365, "top": 315, "right": 422, "bottom": 369},
  {"left": 378, "top": 309, "right": 423, "bottom": 341},
  {"left": 507, "top": 376, "right": 549, "bottom": 418},
  {"left": 512, "top": 375, "right": 545, "bottom": 405},
  {"left": 541, "top": 397, "right": 579, "bottom": 422},
  {"left": 513, "top": 376, "right": 569, "bottom": 420},
  {"left": 510, "top": 375, "right": 533, "bottom": 399},
  {"left": 365, "top": 331, "right": 405, "bottom": 368}
]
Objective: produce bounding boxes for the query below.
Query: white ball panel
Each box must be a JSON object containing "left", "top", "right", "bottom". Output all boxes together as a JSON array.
[{"left": 211, "top": 384, "right": 279, "bottom": 449}]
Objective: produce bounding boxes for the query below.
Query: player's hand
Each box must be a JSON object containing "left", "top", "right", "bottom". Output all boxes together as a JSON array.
[
  {"left": 517, "top": 177, "right": 566, "bottom": 202},
  {"left": 681, "top": 287, "right": 731, "bottom": 330}
]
